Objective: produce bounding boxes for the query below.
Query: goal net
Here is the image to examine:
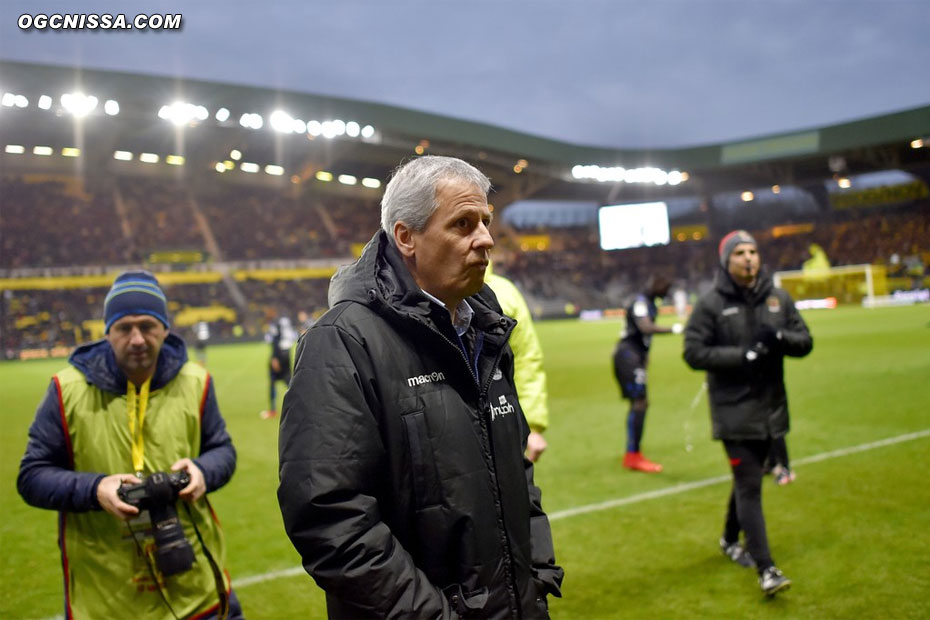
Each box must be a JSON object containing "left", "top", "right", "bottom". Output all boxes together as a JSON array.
[{"left": 773, "top": 264, "right": 887, "bottom": 305}]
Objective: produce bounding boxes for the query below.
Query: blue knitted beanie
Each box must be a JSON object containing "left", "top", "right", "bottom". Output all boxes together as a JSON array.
[{"left": 104, "top": 270, "right": 169, "bottom": 333}]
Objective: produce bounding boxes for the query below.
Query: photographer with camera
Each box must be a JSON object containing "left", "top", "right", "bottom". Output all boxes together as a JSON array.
[
  {"left": 18, "top": 271, "right": 242, "bottom": 619},
  {"left": 683, "top": 231, "right": 812, "bottom": 597}
]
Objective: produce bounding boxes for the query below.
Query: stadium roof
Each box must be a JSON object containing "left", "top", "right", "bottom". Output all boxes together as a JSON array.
[{"left": 2, "top": 61, "right": 929, "bottom": 208}]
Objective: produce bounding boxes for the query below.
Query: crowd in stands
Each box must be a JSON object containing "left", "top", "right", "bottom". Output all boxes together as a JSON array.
[
  {"left": 237, "top": 277, "right": 330, "bottom": 332},
  {"left": 497, "top": 202, "right": 930, "bottom": 311},
  {"left": 119, "top": 178, "right": 205, "bottom": 255},
  {"left": 197, "top": 185, "right": 378, "bottom": 260},
  {"left": 1, "top": 178, "right": 130, "bottom": 268},
  {"left": 1, "top": 177, "right": 380, "bottom": 270},
  {"left": 3, "top": 170, "right": 928, "bottom": 357},
  {"left": 324, "top": 196, "right": 382, "bottom": 248}
]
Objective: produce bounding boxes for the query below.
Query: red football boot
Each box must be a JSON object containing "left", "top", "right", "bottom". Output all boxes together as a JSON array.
[{"left": 622, "top": 451, "right": 663, "bottom": 473}]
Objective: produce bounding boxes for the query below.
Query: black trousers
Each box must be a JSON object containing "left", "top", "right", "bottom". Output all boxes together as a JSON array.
[{"left": 722, "top": 438, "right": 774, "bottom": 571}]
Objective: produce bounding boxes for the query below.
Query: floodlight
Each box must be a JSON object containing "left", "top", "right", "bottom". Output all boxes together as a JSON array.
[
  {"left": 215, "top": 162, "right": 226, "bottom": 173},
  {"left": 2, "top": 93, "right": 17, "bottom": 107},
  {"left": 230, "top": 149, "right": 242, "bottom": 160},
  {"left": 166, "top": 155, "right": 185, "bottom": 166},
  {"left": 315, "top": 171, "right": 333, "bottom": 182},
  {"left": 265, "top": 165, "right": 285, "bottom": 176},
  {"left": 104, "top": 100, "right": 120, "bottom": 116},
  {"left": 346, "top": 121, "right": 360, "bottom": 137},
  {"left": 5, "top": 144, "right": 25, "bottom": 154},
  {"left": 837, "top": 177, "right": 851, "bottom": 189},
  {"left": 772, "top": 185, "right": 781, "bottom": 194},
  {"left": 337, "top": 174, "right": 357, "bottom": 185},
  {"left": 159, "top": 102, "right": 202, "bottom": 126},
  {"left": 361, "top": 125, "right": 375, "bottom": 139},
  {"left": 33, "top": 146, "right": 53, "bottom": 156},
  {"left": 215, "top": 108, "right": 230, "bottom": 122},
  {"left": 361, "top": 177, "right": 381, "bottom": 189},
  {"left": 239, "top": 113, "right": 263, "bottom": 129},
  {"left": 307, "top": 120, "right": 323, "bottom": 136},
  {"left": 270, "top": 110, "right": 295, "bottom": 133},
  {"left": 38, "top": 95, "right": 52, "bottom": 110},
  {"left": 911, "top": 138, "right": 925, "bottom": 149},
  {"left": 332, "top": 120, "right": 346, "bottom": 136},
  {"left": 240, "top": 162, "right": 259, "bottom": 173},
  {"left": 321, "top": 121, "right": 337, "bottom": 139},
  {"left": 114, "top": 151, "right": 133, "bottom": 161},
  {"left": 61, "top": 147, "right": 80, "bottom": 157},
  {"left": 15, "top": 95, "right": 28, "bottom": 108},
  {"left": 571, "top": 164, "right": 688, "bottom": 186},
  {"left": 292, "top": 119, "right": 306, "bottom": 134},
  {"left": 61, "top": 93, "right": 98, "bottom": 117},
  {"left": 741, "top": 191, "right": 754, "bottom": 202},
  {"left": 140, "top": 153, "right": 159, "bottom": 164}
]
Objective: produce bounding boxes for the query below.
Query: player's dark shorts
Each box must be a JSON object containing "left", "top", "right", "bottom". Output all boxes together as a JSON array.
[
  {"left": 613, "top": 343, "right": 648, "bottom": 400},
  {"left": 270, "top": 352, "right": 292, "bottom": 384}
]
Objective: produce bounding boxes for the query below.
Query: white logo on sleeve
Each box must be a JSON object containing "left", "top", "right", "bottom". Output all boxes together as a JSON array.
[{"left": 490, "top": 395, "right": 515, "bottom": 421}]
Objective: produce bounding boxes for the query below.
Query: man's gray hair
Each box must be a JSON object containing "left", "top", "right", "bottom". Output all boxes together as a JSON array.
[{"left": 381, "top": 156, "right": 491, "bottom": 243}]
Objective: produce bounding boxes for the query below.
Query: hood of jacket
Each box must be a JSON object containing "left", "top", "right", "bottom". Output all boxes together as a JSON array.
[
  {"left": 68, "top": 333, "right": 189, "bottom": 394},
  {"left": 328, "top": 230, "right": 508, "bottom": 335}
]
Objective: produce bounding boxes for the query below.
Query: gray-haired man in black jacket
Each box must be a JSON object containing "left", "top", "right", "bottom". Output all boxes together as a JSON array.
[
  {"left": 684, "top": 230, "right": 812, "bottom": 597},
  {"left": 277, "top": 156, "right": 563, "bottom": 619}
]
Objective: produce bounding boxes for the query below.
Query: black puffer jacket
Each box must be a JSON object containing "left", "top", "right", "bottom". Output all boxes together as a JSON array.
[
  {"left": 683, "top": 268, "right": 813, "bottom": 440},
  {"left": 277, "top": 231, "right": 563, "bottom": 619}
]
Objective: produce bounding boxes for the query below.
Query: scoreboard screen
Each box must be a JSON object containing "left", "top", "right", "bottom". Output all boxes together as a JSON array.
[{"left": 598, "top": 201, "right": 670, "bottom": 250}]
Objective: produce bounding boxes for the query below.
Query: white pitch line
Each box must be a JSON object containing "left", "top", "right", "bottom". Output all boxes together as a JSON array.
[
  {"left": 549, "top": 427, "right": 930, "bottom": 522},
  {"left": 235, "top": 565, "right": 306, "bottom": 587},
  {"left": 228, "top": 428, "right": 930, "bottom": 590}
]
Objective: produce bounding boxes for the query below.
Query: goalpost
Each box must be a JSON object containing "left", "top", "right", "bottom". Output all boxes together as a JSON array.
[{"left": 773, "top": 264, "right": 888, "bottom": 306}]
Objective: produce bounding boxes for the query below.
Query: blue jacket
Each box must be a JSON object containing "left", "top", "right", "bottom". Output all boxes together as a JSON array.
[{"left": 18, "top": 334, "right": 236, "bottom": 512}]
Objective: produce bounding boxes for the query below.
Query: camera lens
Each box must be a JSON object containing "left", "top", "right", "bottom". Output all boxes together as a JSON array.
[{"left": 152, "top": 515, "right": 195, "bottom": 576}]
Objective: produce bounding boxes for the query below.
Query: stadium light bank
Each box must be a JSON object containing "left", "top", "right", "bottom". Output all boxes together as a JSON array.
[{"left": 571, "top": 164, "right": 688, "bottom": 186}]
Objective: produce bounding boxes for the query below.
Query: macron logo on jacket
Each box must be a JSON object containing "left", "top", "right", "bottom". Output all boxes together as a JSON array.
[{"left": 407, "top": 371, "right": 446, "bottom": 387}]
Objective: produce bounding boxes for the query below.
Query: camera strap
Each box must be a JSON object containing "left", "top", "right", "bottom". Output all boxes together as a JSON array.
[
  {"left": 126, "top": 501, "right": 230, "bottom": 620},
  {"left": 185, "top": 500, "right": 230, "bottom": 620},
  {"left": 127, "top": 519, "right": 183, "bottom": 620}
]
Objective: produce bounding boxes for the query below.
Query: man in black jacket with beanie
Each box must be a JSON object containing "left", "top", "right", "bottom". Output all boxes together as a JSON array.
[
  {"left": 277, "top": 156, "right": 563, "bottom": 618},
  {"left": 683, "top": 230, "right": 812, "bottom": 597}
]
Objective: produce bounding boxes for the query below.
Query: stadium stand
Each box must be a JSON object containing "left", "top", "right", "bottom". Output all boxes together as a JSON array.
[
  {"left": 1, "top": 61, "right": 927, "bottom": 358},
  {"left": 1, "top": 177, "right": 130, "bottom": 268}
]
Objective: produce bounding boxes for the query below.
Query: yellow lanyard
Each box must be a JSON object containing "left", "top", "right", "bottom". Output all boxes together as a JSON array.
[{"left": 126, "top": 378, "right": 151, "bottom": 475}]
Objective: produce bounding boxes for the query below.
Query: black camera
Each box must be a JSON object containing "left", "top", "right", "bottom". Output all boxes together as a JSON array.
[{"left": 118, "top": 470, "right": 195, "bottom": 576}]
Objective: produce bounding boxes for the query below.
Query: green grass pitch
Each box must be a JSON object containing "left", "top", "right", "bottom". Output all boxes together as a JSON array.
[{"left": 2, "top": 304, "right": 929, "bottom": 618}]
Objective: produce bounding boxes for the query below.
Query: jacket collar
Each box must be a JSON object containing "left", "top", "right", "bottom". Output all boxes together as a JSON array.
[
  {"left": 328, "top": 230, "right": 512, "bottom": 338},
  {"left": 68, "top": 333, "right": 189, "bottom": 394},
  {"left": 714, "top": 265, "right": 774, "bottom": 303}
]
